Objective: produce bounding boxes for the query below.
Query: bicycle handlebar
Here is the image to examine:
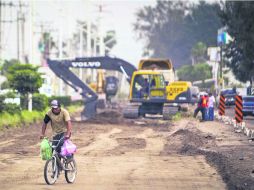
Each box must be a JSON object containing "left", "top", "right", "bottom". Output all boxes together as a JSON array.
[{"left": 48, "top": 136, "right": 65, "bottom": 149}]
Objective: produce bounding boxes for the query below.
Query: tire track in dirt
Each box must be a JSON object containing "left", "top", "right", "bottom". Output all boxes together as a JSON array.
[
  {"left": 0, "top": 114, "right": 227, "bottom": 190},
  {"left": 79, "top": 128, "right": 123, "bottom": 156}
]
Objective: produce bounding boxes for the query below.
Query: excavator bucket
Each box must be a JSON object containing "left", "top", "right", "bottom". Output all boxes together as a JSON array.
[{"left": 81, "top": 100, "right": 97, "bottom": 120}]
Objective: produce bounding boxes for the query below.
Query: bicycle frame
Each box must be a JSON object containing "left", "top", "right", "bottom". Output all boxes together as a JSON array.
[{"left": 50, "top": 137, "right": 73, "bottom": 171}]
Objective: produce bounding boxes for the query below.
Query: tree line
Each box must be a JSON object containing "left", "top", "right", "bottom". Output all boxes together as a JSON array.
[{"left": 134, "top": 1, "right": 254, "bottom": 85}]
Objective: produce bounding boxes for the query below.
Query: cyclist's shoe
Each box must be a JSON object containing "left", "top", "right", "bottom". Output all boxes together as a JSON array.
[{"left": 66, "top": 154, "right": 73, "bottom": 163}]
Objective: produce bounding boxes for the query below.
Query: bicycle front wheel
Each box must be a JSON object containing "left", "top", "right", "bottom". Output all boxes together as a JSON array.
[
  {"left": 64, "top": 157, "right": 77, "bottom": 183},
  {"left": 44, "top": 157, "right": 58, "bottom": 185}
]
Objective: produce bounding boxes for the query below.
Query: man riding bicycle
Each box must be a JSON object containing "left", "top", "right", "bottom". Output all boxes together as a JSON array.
[{"left": 40, "top": 100, "right": 72, "bottom": 153}]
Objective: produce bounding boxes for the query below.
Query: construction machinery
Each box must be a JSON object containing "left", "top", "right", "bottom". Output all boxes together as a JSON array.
[
  {"left": 89, "top": 70, "right": 119, "bottom": 108},
  {"left": 47, "top": 56, "right": 136, "bottom": 119},
  {"left": 47, "top": 56, "right": 196, "bottom": 120},
  {"left": 123, "top": 59, "right": 196, "bottom": 120}
]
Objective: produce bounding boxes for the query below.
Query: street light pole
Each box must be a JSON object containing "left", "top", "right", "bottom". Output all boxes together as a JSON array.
[{"left": 220, "top": 43, "right": 223, "bottom": 89}]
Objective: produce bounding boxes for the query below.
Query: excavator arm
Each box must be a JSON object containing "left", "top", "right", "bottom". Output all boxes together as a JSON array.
[{"left": 47, "top": 56, "right": 137, "bottom": 119}]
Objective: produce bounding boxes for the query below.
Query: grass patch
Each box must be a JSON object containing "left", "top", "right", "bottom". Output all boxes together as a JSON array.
[
  {"left": 65, "top": 105, "right": 83, "bottom": 114},
  {"left": 0, "top": 112, "right": 21, "bottom": 128},
  {"left": 172, "top": 112, "right": 182, "bottom": 121},
  {"left": 0, "top": 105, "right": 82, "bottom": 130}
]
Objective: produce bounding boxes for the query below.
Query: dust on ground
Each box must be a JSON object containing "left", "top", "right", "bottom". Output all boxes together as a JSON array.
[{"left": 0, "top": 108, "right": 253, "bottom": 189}]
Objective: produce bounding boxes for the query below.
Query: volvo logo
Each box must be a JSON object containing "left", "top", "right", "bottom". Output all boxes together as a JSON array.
[{"left": 71, "top": 61, "right": 101, "bottom": 68}]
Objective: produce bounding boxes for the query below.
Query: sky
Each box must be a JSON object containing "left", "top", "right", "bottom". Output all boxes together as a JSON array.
[
  {"left": 101, "top": 1, "right": 156, "bottom": 66},
  {"left": 1, "top": 0, "right": 156, "bottom": 67}
]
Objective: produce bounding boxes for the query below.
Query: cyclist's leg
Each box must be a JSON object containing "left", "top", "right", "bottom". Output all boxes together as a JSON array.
[{"left": 53, "top": 132, "right": 65, "bottom": 153}]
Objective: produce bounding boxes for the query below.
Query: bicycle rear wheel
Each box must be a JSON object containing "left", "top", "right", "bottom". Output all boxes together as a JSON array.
[
  {"left": 44, "top": 157, "right": 58, "bottom": 185},
  {"left": 64, "top": 157, "right": 77, "bottom": 183}
]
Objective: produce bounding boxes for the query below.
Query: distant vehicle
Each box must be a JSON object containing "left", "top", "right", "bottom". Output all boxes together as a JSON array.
[
  {"left": 220, "top": 88, "right": 236, "bottom": 96},
  {"left": 225, "top": 94, "right": 236, "bottom": 106},
  {"left": 242, "top": 96, "right": 254, "bottom": 116}
]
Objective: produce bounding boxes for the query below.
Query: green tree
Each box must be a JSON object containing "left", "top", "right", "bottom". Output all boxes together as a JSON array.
[
  {"left": 134, "top": 1, "right": 222, "bottom": 68},
  {"left": 0, "top": 59, "right": 20, "bottom": 89},
  {"left": 1, "top": 59, "right": 20, "bottom": 76},
  {"left": 6, "top": 63, "right": 43, "bottom": 109},
  {"left": 177, "top": 63, "right": 212, "bottom": 82},
  {"left": 177, "top": 65, "right": 193, "bottom": 81},
  {"left": 219, "top": 1, "right": 254, "bottom": 85},
  {"left": 191, "top": 42, "right": 207, "bottom": 65},
  {"left": 7, "top": 63, "right": 42, "bottom": 94}
]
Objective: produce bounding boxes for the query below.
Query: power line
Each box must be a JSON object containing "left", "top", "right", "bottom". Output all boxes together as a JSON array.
[{"left": 0, "top": 0, "right": 27, "bottom": 60}]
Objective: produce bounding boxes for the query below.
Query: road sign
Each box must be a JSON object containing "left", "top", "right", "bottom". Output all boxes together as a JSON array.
[{"left": 217, "top": 32, "right": 232, "bottom": 45}]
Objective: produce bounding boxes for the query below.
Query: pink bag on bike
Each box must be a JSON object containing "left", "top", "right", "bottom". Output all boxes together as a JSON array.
[{"left": 60, "top": 139, "right": 77, "bottom": 156}]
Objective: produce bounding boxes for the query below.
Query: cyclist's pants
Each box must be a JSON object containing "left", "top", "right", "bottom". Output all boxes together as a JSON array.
[{"left": 52, "top": 132, "right": 65, "bottom": 153}]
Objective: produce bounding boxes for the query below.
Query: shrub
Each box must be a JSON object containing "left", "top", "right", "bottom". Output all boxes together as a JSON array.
[
  {"left": 3, "top": 103, "right": 21, "bottom": 114},
  {"left": 0, "top": 95, "right": 5, "bottom": 112},
  {"left": 33, "top": 93, "right": 48, "bottom": 111},
  {"left": 48, "top": 96, "right": 71, "bottom": 107}
]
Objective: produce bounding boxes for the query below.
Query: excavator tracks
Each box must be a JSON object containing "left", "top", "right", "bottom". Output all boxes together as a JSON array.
[
  {"left": 123, "top": 105, "right": 140, "bottom": 119},
  {"left": 162, "top": 106, "right": 179, "bottom": 120}
]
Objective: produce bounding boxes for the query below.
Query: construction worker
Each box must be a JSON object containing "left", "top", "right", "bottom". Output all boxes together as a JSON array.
[
  {"left": 193, "top": 93, "right": 203, "bottom": 119},
  {"left": 208, "top": 92, "right": 215, "bottom": 121}
]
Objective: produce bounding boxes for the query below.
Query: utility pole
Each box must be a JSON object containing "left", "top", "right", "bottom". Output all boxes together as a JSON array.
[
  {"left": 16, "top": 1, "right": 27, "bottom": 62},
  {"left": 0, "top": 1, "right": 26, "bottom": 61},
  {"left": 219, "top": 43, "right": 223, "bottom": 89},
  {"left": 79, "top": 24, "right": 83, "bottom": 80},
  {"left": 0, "top": 0, "right": 2, "bottom": 60},
  {"left": 17, "top": 9, "right": 20, "bottom": 60},
  {"left": 98, "top": 4, "right": 105, "bottom": 56},
  {"left": 21, "top": 12, "right": 25, "bottom": 62},
  {"left": 58, "top": 7, "right": 64, "bottom": 96}
]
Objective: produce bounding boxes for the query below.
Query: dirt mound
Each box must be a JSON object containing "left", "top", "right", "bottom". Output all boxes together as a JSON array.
[
  {"left": 83, "top": 109, "right": 174, "bottom": 129},
  {"left": 160, "top": 120, "right": 254, "bottom": 190},
  {"left": 86, "top": 110, "right": 123, "bottom": 124},
  {"left": 161, "top": 127, "right": 216, "bottom": 155}
]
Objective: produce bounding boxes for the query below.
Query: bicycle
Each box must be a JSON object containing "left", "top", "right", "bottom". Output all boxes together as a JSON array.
[{"left": 43, "top": 137, "right": 77, "bottom": 185}]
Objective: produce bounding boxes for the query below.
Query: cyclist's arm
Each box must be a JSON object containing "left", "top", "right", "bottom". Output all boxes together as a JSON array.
[
  {"left": 40, "top": 114, "right": 50, "bottom": 138},
  {"left": 65, "top": 120, "right": 72, "bottom": 138},
  {"left": 64, "top": 110, "right": 72, "bottom": 138}
]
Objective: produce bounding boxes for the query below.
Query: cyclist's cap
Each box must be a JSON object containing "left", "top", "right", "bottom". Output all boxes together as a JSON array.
[{"left": 51, "top": 100, "right": 60, "bottom": 108}]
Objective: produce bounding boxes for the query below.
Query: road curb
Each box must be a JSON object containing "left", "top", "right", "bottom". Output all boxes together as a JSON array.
[{"left": 215, "top": 112, "right": 252, "bottom": 140}]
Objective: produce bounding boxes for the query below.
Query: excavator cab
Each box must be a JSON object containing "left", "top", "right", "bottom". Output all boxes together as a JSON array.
[
  {"left": 104, "top": 76, "right": 119, "bottom": 103},
  {"left": 130, "top": 71, "right": 166, "bottom": 101},
  {"left": 124, "top": 70, "right": 179, "bottom": 119}
]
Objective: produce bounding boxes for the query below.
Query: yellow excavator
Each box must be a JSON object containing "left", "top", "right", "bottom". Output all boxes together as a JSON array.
[
  {"left": 89, "top": 69, "right": 105, "bottom": 93},
  {"left": 89, "top": 69, "right": 119, "bottom": 108},
  {"left": 47, "top": 56, "right": 195, "bottom": 119},
  {"left": 123, "top": 59, "right": 196, "bottom": 120}
]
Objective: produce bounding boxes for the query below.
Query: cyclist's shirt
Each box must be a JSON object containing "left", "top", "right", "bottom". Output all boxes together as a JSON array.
[{"left": 44, "top": 108, "right": 71, "bottom": 135}]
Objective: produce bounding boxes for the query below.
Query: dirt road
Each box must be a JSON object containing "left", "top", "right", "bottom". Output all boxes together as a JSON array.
[{"left": 0, "top": 110, "right": 254, "bottom": 190}]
